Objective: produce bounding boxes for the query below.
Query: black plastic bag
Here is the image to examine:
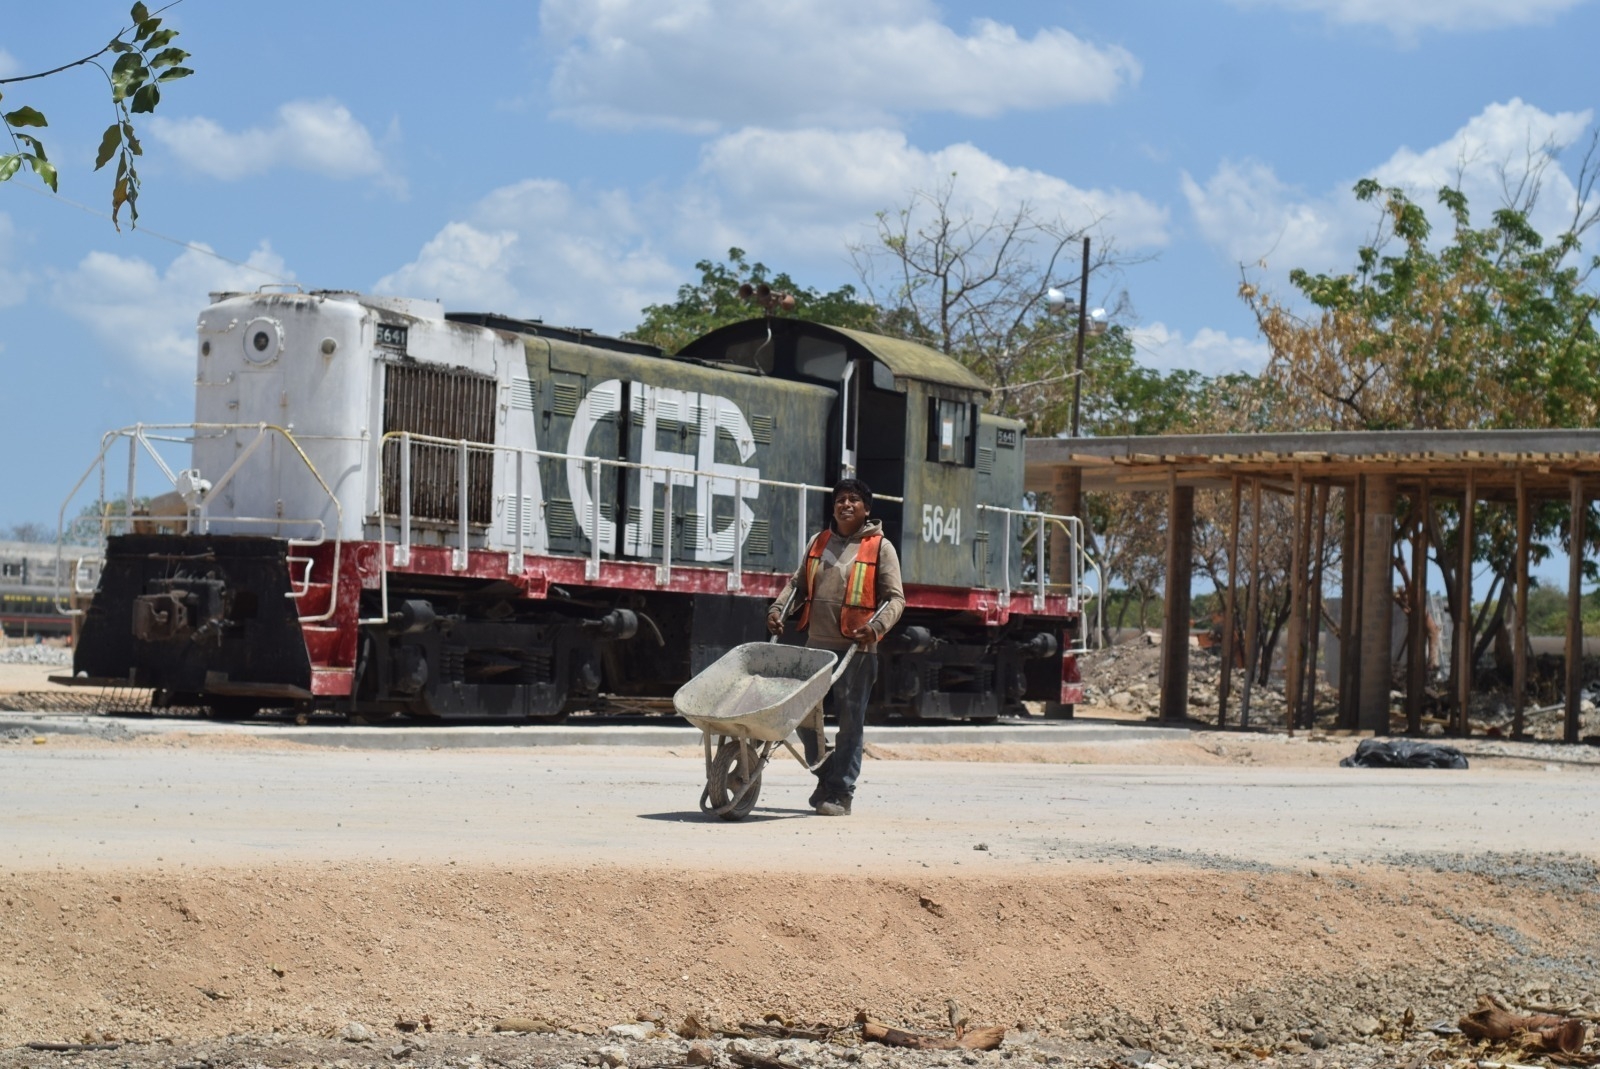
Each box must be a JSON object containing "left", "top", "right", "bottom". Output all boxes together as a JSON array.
[{"left": 1339, "top": 739, "right": 1469, "bottom": 769}]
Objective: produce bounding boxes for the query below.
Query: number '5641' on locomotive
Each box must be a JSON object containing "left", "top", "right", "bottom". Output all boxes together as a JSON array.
[{"left": 61, "top": 289, "right": 1094, "bottom": 722}]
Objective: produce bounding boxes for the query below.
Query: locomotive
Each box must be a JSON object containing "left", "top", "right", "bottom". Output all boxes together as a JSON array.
[{"left": 60, "top": 288, "right": 1092, "bottom": 721}]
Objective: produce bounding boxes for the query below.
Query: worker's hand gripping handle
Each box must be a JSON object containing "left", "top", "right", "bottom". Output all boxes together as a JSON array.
[{"left": 767, "top": 587, "right": 797, "bottom": 644}]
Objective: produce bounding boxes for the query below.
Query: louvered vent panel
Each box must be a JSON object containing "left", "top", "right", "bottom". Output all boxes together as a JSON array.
[
  {"left": 547, "top": 499, "right": 577, "bottom": 538},
  {"left": 502, "top": 495, "right": 538, "bottom": 539},
  {"left": 750, "top": 414, "right": 774, "bottom": 444},
  {"left": 510, "top": 377, "right": 537, "bottom": 411},
  {"left": 746, "top": 518, "right": 771, "bottom": 556},
  {"left": 552, "top": 382, "right": 582, "bottom": 417},
  {"left": 977, "top": 447, "right": 996, "bottom": 475}
]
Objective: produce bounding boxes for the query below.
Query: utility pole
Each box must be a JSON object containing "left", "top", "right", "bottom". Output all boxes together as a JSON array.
[{"left": 1070, "top": 236, "right": 1090, "bottom": 439}]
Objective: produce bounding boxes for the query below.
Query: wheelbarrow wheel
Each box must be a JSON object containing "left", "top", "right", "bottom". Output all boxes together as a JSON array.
[{"left": 706, "top": 738, "right": 763, "bottom": 820}]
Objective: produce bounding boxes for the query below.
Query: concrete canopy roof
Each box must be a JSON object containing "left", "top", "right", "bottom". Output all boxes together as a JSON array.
[{"left": 1026, "top": 429, "right": 1600, "bottom": 499}]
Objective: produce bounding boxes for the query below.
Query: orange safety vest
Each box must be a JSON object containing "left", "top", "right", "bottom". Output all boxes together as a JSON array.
[{"left": 794, "top": 528, "right": 882, "bottom": 635}]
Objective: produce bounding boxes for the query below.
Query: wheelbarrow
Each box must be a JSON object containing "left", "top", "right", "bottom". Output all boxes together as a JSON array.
[{"left": 674, "top": 638, "right": 858, "bottom": 820}]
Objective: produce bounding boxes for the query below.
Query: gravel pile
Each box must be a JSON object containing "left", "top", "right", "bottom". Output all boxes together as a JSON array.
[{"left": 0, "top": 643, "right": 71, "bottom": 666}]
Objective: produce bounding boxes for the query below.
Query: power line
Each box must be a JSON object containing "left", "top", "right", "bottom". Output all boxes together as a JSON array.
[{"left": 12, "top": 180, "right": 297, "bottom": 284}]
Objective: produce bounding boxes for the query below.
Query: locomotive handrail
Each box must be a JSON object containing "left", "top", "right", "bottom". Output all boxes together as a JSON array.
[
  {"left": 54, "top": 423, "right": 345, "bottom": 624},
  {"left": 370, "top": 431, "right": 1096, "bottom": 635},
  {"left": 975, "top": 504, "right": 1099, "bottom": 640},
  {"left": 369, "top": 429, "right": 859, "bottom": 623}
]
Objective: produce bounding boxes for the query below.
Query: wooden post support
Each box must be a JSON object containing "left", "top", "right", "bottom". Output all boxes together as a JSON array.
[
  {"left": 1357, "top": 475, "right": 1396, "bottom": 733},
  {"left": 1160, "top": 472, "right": 1195, "bottom": 723},
  {"left": 1457, "top": 472, "right": 1476, "bottom": 738},
  {"left": 1286, "top": 466, "right": 1306, "bottom": 735},
  {"left": 1220, "top": 475, "right": 1241, "bottom": 728},
  {"left": 1406, "top": 482, "right": 1430, "bottom": 736},
  {"left": 1049, "top": 465, "right": 1082, "bottom": 589},
  {"left": 1241, "top": 479, "right": 1263, "bottom": 729},
  {"left": 1566, "top": 476, "right": 1585, "bottom": 745},
  {"left": 1513, "top": 471, "right": 1530, "bottom": 739},
  {"left": 1302, "top": 484, "right": 1330, "bottom": 728},
  {"left": 1338, "top": 479, "right": 1363, "bottom": 731}
]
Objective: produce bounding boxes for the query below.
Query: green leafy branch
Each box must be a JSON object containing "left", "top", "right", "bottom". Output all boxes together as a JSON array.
[{"left": 0, "top": 1, "right": 193, "bottom": 228}]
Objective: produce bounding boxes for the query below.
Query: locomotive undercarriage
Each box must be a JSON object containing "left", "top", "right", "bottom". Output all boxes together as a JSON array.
[
  {"left": 74, "top": 535, "right": 1070, "bottom": 722},
  {"left": 351, "top": 587, "right": 638, "bottom": 720},
  {"left": 874, "top": 612, "right": 1071, "bottom": 722}
]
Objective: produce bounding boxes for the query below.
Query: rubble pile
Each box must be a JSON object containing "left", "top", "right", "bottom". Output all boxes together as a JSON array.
[
  {"left": 0, "top": 643, "right": 71, "bottom": 666},
  {"left": 1077, "top": 635, "right": 1600, "bottom": 740},
  {"left": 1077, "top": 638, "right": 1331, "bottom": 725}
]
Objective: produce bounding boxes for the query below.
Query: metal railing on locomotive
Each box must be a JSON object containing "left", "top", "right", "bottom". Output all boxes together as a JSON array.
[
  {"left": 975, "top": 505, "right": 1101, "bottom": 653},
  {"left": 52, "top": 423, "right": 346, "bottom": 623},
  {"left": 373, "top": 432, "right": 1096, "bottom": 652},
  {"left": 371, "top": 430, "right": 906, "bottom": 624}
]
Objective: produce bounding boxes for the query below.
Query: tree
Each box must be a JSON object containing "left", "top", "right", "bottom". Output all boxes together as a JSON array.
[
  {"left": 1243, "top": 155, "right": 1600, "bottom": 431},
  {"left": 628, "top": 248, "right": 881, "bottom": 354},
  {"left": 851, "top": 177, "right": 1141, "bottom": 436},
  {"left": 1241, "top": 148, "right": 1600, "bottom": 710},
  {"left": 5, "top": 522, "right": 52, "bottom": 543},
  {"left": 1, "top": 2, "right": 194, "bottom": 228}
]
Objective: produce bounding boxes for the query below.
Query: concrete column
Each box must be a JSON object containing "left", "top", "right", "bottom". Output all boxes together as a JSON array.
[
  {"left": 1159, "top": 475, "right": 1194, "bottom": 722},
  {"left": 1357, "top": 475, "right": 1396, "bottom": 732}
]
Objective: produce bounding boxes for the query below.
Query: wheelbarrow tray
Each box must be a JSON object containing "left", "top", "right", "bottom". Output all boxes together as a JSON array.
[{"left": 674, "top": 642, "right": 838, "bottom": 743}]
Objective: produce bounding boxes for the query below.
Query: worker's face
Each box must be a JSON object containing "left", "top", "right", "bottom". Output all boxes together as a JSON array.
[{"left": 833, "top": 490, "right": 869, "bottom": 535}]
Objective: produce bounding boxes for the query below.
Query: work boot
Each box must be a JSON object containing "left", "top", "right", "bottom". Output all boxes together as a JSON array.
[
  {"left": 815, "top": 795, "right": 851, "bottom": 816},
  {"left": 808, "top": 781, "right": 826, "bottom": 808}
]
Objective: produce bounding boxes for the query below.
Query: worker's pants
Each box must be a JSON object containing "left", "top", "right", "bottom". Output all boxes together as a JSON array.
[{"left": 802, "top": 648, "right": 877, "bottom": 801}]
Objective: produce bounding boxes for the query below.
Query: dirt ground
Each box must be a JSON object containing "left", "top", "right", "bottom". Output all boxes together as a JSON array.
[
  {"left": 6, "top": 664, "right": 1600, "bottom": 1069},
  {"left": 3, "top": 740, "right": 1600, "bottom": 1069},
  {"left": 2, "top": 855, "right": 1599, "bottom": 1067}
]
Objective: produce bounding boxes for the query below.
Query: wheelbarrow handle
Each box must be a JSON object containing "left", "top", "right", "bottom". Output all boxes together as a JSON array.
[{"left": 829, "top": 643, "right": 858, "bottom": 685}]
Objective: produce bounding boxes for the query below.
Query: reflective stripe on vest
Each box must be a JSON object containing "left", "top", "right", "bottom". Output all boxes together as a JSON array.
[{"left": 794, "top": 529, "right": 882, "bottom": 634}]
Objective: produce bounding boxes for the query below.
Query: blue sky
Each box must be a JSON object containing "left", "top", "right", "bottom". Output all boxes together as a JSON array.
[{"left": 2, "top": 0, "right": 1599, "bottom": 535}]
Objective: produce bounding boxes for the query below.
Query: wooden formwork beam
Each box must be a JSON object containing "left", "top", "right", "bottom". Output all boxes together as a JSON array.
[
  {"left": 1566, "top": 476, "right": 1584, "bottom": 745},
  {"left": 1159, "top": 473, "right": 1195, "bottom": 723}
]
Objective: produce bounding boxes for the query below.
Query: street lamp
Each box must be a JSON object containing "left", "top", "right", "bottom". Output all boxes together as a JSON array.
[{"left": 1045, "top": 237, "right": 1104, "bottom": 439}]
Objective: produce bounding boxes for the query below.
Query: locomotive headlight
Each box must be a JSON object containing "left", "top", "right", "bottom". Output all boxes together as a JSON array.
[
  {"left": 242, "top": 317, "right": 283, "bottom": 365},
  {"left": 320, "top": 337, "right": 338, "bottom": 357}
]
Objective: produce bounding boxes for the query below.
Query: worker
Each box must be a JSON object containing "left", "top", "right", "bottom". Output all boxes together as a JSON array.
[{"left": 767, "top": 478, "right": 905, "bottom": 816}]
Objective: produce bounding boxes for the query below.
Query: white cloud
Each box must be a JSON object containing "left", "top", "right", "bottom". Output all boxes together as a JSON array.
[
  {"left": 1130, "top": 322, "right": 1270, "bottom": 375},
  {"left": 1183, "top": 99, "right": 1597, "bottom": 280},
  {"left": 51, "top": 244, "right": 293, "bottom": 375},
  {"left": 148, "top": 99, "right": 402, "bottom": 193},
  {"left": 1231, "top": 0, "right": 1586, "bottom": 34},
  {"left": 542, "top": 0, "right": 1139, "bottom": 131},
  {"left": 375, "top": 179, "right": 680, "bottom": 330},
  {"left": 691, "top": 127, "right": 1170, "bottom": 260},
  {"left": 377, "top": 129, "right": 1168, "bottom": 334}
]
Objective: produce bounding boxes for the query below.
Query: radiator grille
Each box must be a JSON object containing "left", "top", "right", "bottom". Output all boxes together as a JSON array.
[{"left": 381, "top": 363, "right": 496, "bottom": 526}]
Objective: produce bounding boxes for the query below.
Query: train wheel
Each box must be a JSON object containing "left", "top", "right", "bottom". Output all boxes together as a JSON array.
[{"left": 706, "top": 738, "right": 762, "bottom": 820}]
